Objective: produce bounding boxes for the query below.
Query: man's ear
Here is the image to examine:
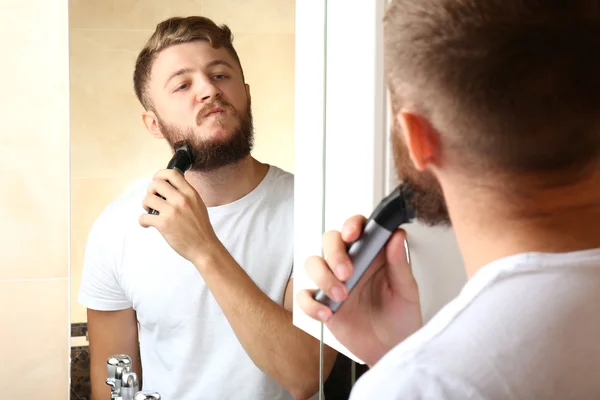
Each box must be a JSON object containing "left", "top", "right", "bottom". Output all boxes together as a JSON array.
[
  {"left": 245, "top": 83, "right": 251, "bottom": 101},
  {"left": 396, "top": 111, "right": 440, "bottom": 171},
  {"left": 141, "top": 110, "right": 164, "bottom": 139}
]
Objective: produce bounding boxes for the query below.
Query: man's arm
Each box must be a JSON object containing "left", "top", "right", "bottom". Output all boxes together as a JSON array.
[
  {"left": 195, "top": 246, "right": 338, "bottom": 400},
  {"left": 139, "top": 170, "right": 338, "bottom": 399},
  {"left": 87, "top": 308, "right": 141, "bottom": 400}
]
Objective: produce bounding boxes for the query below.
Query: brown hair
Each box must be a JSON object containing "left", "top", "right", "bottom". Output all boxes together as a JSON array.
[
  {"left": 133, "top": 16, "right": 244, "bottom": 110},
  {"left": 383, "top": 0, "right": 600, "bottom": 180}
]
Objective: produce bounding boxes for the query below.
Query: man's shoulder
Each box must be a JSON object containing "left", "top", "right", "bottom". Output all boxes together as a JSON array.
[
  {"left": 350, "top": 251, "right": 600, "bottom": 399},
  {"left": 261, "top": 165, "right": 294, "bottom": 203},
  {"left": 351, "top": 360, "right": 483, "bottom": 399},
  {"left": 266, "top": 165, "right": 294, "bottom": 187}
]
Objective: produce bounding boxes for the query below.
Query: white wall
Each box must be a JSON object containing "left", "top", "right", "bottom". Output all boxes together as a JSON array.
[{"left": 293, "top": 0, "right": 467, "bottom": 363}]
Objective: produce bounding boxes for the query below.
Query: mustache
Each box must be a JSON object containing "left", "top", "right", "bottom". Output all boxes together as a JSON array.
[{"left": 196, "top": 99, "right": 238, "bottom": 125}]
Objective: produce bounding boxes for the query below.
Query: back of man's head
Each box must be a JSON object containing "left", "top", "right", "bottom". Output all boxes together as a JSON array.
[{"left": 384, "top": 0, "right": 600, "bottom": 185}]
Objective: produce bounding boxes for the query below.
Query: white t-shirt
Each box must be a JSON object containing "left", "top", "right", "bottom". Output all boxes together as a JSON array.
[
  {"left": 351, "top": 248, "right": 600, "bottom": 399},
  {"left": 78, "top": 165, "right": 298, "bottom": 400}
]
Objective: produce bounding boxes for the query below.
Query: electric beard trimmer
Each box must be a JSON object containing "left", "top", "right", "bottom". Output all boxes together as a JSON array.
[
  {"left": 148, "top": 142, "right": 194, "bottom": 215},
  {"left": 313, "top": 183, "right": 415, "bottom": 312}
]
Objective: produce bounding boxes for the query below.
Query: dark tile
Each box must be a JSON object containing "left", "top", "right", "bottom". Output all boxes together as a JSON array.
[
  {"left": 71, "top": 345, "right": 91, "bottom": 400},
  {"left": 71, "top": 322, "right": 88, "bottom": 338}
]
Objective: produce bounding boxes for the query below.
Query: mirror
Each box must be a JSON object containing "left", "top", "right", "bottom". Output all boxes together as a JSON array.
[
  {"left": 68, "top": 0, "right": 311, "bottom": 397},
  {"left": 68, "top": 1, "right": 357, "bottom": 399}
]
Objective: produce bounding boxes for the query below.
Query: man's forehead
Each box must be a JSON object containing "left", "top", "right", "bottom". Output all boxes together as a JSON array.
[{"left": 150, "top": 41, "right": 235, "bottom": 80}]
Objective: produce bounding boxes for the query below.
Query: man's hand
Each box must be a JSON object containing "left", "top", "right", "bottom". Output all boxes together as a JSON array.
[
  {"left": 139, "top": 169, "right": 220, "bottom": 263},
  {"left": 297, "top": 215, "right": 423, "bottom": 366}
]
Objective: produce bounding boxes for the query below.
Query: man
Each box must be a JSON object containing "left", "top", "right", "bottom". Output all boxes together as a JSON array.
[
  {"left": 78, "top": 16, "right": 336, "bottom": 400},
  {"left": 298, "top": 0, "right": 600, "bottom": 398}
]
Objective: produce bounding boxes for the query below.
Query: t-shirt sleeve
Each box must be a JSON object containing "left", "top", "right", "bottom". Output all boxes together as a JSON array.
[
  {"left": 77, "top": 207, "right": 132, "bottom": 311},
  {"left": 349, "top": 362, "right": 483, "bottom": 399}
]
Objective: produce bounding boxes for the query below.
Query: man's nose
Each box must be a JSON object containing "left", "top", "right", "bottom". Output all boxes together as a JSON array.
[{"left": 195, "top": 80, "right": 221, "bottom": 102}]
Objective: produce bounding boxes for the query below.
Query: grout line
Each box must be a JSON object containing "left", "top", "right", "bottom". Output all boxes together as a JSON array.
[{"left": 0, "top": 277, "right": 68, "bottom": 284}]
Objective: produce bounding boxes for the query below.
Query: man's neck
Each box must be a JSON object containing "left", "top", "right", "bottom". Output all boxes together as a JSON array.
[
  {"left": 442, "top": 170, "right": 600, "bottom": 278},
  {"left": 183, "top": 156, "right": 270, "bottom": 207}
]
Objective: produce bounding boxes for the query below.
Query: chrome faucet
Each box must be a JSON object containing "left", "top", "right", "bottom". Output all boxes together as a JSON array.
[
  {"left": 106, "top": 354, "right": 133, "bottom": 398},
  {"left": 120, "top": 370, "right": 140, "bottom": 399},
  {"left": 106, "top": 354, "right": 161, "bottom": 399}
]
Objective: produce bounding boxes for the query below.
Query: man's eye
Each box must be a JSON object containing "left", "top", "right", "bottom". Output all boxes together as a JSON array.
[
  {"left": 213, "top": 74, "right": 227, "bottom": 80},
  {"left": 176, "top": 83, "right": 190, "bottom": 91}
]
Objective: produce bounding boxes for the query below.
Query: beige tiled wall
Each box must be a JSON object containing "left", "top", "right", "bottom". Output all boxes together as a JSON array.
[
  {"left": 0, "top": 0, "right": 70, "bottom": 397},
  {"left": 69, "top": 0, "right": 296, "bottom": 323}
]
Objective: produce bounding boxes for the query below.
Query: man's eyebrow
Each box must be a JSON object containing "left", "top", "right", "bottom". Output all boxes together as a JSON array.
[
  {"left": 164, "top": 67, "right": 194, "bottom": 88},
  {"left": 205, "top": 59, "right": 235, "bottom": 70},
  {"left": 163, "top": 60, "right": 235, "bottom": 88}
]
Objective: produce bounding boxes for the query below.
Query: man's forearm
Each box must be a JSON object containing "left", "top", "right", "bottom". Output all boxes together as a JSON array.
[{"left": 193, "top": 244, "right": 335, "bottom": 399}]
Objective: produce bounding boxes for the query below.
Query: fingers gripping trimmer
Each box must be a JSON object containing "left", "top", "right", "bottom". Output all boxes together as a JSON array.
[
  {"left": 148, "top": 142, "right": 194, "bottom": 215},
  {"left": 313, "top": 183, "right": 415, "bottom": 312}
]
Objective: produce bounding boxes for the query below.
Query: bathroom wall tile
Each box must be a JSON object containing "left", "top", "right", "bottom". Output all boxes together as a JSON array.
[
  {"left": 201, "top": 0, "right": 295, "bottom": 34},
  {"left": 1, "top": 0, "right": 70, "bottom": 397},
  {"left": 69, "top": 0, "right": 203, "bottom": 30},
  {"left": 0, "top": 3, "right": 69, "bottom": 158},
  {"left": 0, "top": 279, "right": 69, "bottom": 398},
  {"left": 0, "top": 0, "right": 67, "bottom": 31},
  {"left": 0, "top": 155, "right": 68, "bottom": 280},
  {"left": 71, "top": 345, "right": 91, "bottom": 400},
  {"left": 0, "top": 30, "right": 69, "bottom": 150},
  {"left": 69, "top": 29, "right": 171, "bottom": 180},
  {"left": 0, "top": 18, "right": 68, "bottom": 278},
  {"left": 71, "top": 322, "right": 88, "bottom": 337},
  {"left": 234, "top": 33, "right": 295, "bottom": 173},
  {"left": 70, "top": 177, "right": 144, "bottom": 323},
  {"left": 0, "top": 0, "right": 69, "bottom": 281}
]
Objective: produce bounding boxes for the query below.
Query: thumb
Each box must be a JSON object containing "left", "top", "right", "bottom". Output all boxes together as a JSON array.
[{"left": 384, "top": 229, "right": 419, "bottom": 301}]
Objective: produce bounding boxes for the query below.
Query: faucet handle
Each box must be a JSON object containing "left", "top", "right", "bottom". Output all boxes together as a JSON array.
[
  {"left": 120, "top": 371, "right": 140, "bottom": 400},
  {"left": 106, "top": 354, "right": 133, "bottom": 398},
  {"left": 105, "top": 375, "right": 117, "bottom": 386},
  {"left": 134, "top": 391, "right": 162, "bottom": 400},
  {"left": 107, "top": 354, "right": 133, "bottom": 377}
]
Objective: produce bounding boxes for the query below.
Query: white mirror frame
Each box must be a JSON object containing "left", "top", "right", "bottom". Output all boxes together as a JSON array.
[{"left": 293, "top": 0, "right": 388, "bottom": 363}]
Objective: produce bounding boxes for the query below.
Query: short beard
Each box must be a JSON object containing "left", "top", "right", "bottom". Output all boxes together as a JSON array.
[
  {"left": 157, "top": 98, "right": 254, "bottom": 172},
  {"left": 391, "top": 119, "right": 451, "bottom": 226}
]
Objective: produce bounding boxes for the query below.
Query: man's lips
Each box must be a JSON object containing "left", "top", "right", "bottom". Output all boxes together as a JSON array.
[{"left": 204, "top": 107, "right": 225, "bottom": 117}]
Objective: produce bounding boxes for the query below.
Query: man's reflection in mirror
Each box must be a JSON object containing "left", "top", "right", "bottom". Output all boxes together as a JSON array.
[{"left": 78, "top": 16, "right": 337, "bottom": 400}]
